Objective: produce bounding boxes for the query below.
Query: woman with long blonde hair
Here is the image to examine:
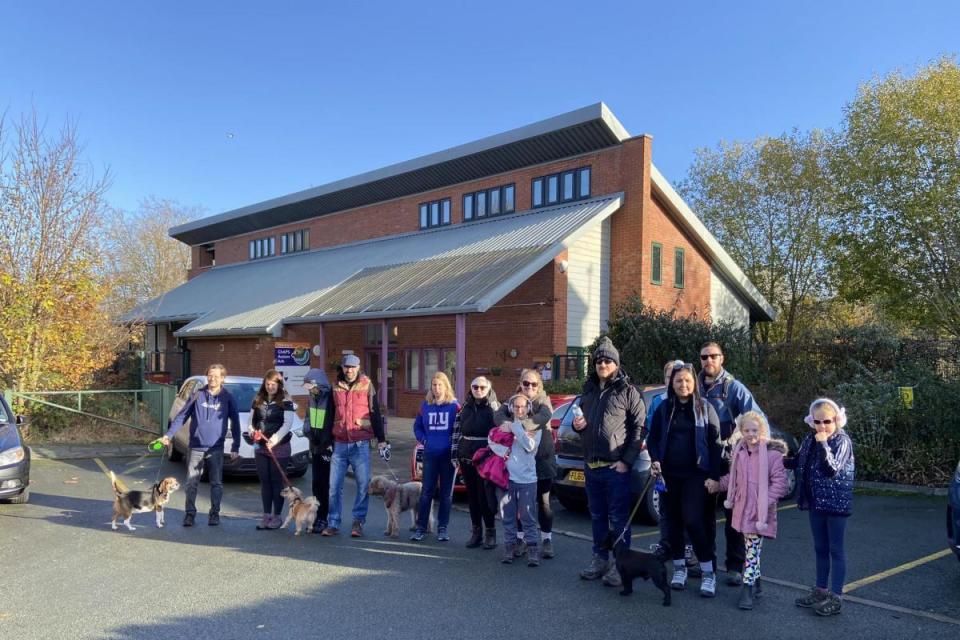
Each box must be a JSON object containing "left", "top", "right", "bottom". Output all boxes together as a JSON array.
[{"left": 411, "top": 371, "right": 460, "bottom": 542}]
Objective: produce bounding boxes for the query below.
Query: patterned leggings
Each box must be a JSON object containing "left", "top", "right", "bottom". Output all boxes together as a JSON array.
[{"left": 743, "top": 534, "right": 764, "bottom": 585}]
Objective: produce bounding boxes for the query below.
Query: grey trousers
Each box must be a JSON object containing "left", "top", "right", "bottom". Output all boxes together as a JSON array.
[
  {"left": 184, "top": 448, "right": 224, "bottom": 516},
  {"left": 500, "top": 480, "right": 539, "bottom": 545}
]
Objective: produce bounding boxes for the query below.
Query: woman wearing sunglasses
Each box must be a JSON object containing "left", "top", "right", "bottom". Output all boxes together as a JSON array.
[
  {"left": 647, "top": 361, "right": 723, "bottom": 597},
  {"left": 493, "top": 368, "right": 556, "bottom": 558},
  {"left": 572, "top": 337, "right": 646, "bottom": 587},
  {"left": 450, "top": 376, "right": 500, "bottom": 549}
]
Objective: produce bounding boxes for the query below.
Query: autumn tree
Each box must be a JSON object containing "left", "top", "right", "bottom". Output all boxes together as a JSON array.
[
  {"left": 680, "top": 130, "right": 839, "bottom": 344},
  {"left": 0, "top": 111, "right": 120, "bottom": 390},
  {"left": 831, "top": 56, "right": 960, "bottom": 337}
]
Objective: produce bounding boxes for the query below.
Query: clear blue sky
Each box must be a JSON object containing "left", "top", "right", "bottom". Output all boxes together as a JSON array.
[{"left": 2, "top": 1, "right": 957, "bottom": 221}]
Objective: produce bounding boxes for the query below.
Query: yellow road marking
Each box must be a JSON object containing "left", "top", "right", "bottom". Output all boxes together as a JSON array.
[
  {"left": 631, "top": 501, "right": 798, "bottom": 538},
  {"left": 94, "top": 458, "right": 128, "bottom": 492},
  {"left": 844, "top": 549, "right": 954, "bottom": 592}
]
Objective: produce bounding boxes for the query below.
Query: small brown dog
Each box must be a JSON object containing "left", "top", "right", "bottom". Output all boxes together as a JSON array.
[
  {"left": 279, "top": 486, "right": 319, "bottom": 536},
  {"left": 110, "top": 471, "right": 180, "bottom": 531},
  {"left": 368, "top": 475, "right": 433, "bottom": 538}
]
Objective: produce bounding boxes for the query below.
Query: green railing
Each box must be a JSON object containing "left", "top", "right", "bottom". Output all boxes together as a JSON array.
[{"left": 6, "top": 386, "right": 177, "bottom": 436}]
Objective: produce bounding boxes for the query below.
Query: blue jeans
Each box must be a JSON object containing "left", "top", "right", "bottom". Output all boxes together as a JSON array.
[
  {"left": 809, "top": 510, "right": 848, "bottom": 594},
  {"left": 417, "top": 449, "right": 455, "bottom": 530},
  {"left": 327, "top": 441, "right": 371, "bottom": 529},
  {"left": 184, "top": 448, "right": 224, "bottom": 516},
  {"left": 584, "top": 465, "right": 632, "bottom": 558}
]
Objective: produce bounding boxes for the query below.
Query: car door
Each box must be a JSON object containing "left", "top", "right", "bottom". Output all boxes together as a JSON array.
[{"left": 169, "top": 379, "right": 200, "bottom": 452}]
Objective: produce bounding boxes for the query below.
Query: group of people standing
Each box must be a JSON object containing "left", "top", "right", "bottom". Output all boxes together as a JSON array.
[{"left": 163, "top": 340, "right": 855, "bottom": 616}]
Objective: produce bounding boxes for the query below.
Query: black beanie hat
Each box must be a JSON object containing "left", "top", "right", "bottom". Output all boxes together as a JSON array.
[{"left": 593, "top": 336, "right": 620, "bottom": 366}]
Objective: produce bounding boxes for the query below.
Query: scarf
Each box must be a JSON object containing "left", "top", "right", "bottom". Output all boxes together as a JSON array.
[{"left": 723, "top": 438, "right": 770, "bottom": 531}]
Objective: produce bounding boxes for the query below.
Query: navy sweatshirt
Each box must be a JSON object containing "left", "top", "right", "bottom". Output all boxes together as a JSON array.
[
  {"left": 167, "top": 386, "right": 241, "bottom": 453},
  {"left": 413, "top": 400, "right": 460, "bottom": 454}
]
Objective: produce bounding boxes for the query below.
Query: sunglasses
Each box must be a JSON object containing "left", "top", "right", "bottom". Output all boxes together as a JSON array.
[
  {"left": 672, "top": 362, "right": 694, "bottom": 371},
  {"left": 595, "top": 358, "right": 615, "bottom": 365},
  {"left": 471, "top": 384, "right": 488, "bottom": 391},
  {"left": 700, "top": 353, "right": 722, "bottom": 360},
  {"left": 521, "top": 380, "right": 539, "bottom": 388},
  {"left": 812, "top": 419, "right": 834, "bottom": 425}
]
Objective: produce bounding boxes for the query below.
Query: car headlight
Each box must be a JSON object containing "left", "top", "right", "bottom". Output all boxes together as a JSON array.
[{"left": 0, "top": 446, "right": 25, "bottom": 466}]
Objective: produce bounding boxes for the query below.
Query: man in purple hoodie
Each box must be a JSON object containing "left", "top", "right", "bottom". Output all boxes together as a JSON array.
[{"left": 162, "top": 363, "right": 241, "bottom": 527}]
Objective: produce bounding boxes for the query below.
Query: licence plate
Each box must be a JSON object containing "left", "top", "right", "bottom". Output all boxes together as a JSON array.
[{"left": 567, "top": 470, "right": 585, "bottom": 483}]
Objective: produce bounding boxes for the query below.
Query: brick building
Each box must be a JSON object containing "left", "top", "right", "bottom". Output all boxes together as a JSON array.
[{"left": 134, "top": 103, "right": 774, "bottom": 417}]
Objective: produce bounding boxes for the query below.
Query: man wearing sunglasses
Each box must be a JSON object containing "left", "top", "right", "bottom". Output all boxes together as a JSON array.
[
  {"left": 698, "top": 342, "right": 764, "bottom": 586},
  {"left": 572, "top": 337, "right": 645, "bottom": 586}
]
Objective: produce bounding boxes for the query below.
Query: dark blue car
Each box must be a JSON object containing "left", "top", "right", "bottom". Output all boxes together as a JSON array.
[
  {"left": 948, "top": 458, "right": 960, "bottom": 562},
  {"left": 0, "top": 393, "right": 31, "bottom": 504}
]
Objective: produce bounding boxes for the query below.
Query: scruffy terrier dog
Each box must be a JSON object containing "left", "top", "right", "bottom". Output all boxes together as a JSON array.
[
  {"left": 279, "top": 486, "right": 319, "bottom": 536},
  {"left": 110, "top": 471, "right": 180, "bottom": 531},
  {"left": 601, "top": 531, "right": 671, "bottom": 606},
  {"left": 367, "top": 475, "right": 434, "bottom": 538}
]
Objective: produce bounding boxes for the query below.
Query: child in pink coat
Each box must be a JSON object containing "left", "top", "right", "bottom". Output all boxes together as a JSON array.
[{"left": 706, "top": 411, "right": 787, "bottom": 610}]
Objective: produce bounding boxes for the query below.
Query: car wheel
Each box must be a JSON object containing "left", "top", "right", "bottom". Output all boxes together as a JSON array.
[
  {"left": 782, "top": 468, "right": 797, "bottom": 500},
  {"left": 557, "top": 493, "right": 587, "bottom": 513},
  {"left": 168, "top": 444, "right": 183, "bottom": 462},
  {"left": 288, "top": 466, "right": 308, "bottom": 479},
  {"left": 641, "top": 484, "right": 661, "bottom": 525},
  {"left": 8, "top": 488, "right": 29, "bottom": 504}
]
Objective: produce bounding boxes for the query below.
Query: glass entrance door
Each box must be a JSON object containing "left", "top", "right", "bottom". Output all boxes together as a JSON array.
[{"left": 365, "top": 350, "right": 397, "bottom": 415}]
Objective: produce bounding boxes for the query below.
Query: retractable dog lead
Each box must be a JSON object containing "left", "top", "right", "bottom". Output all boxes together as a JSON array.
[
  {"left": 613, "top": 472, "right": 658, "bottom": 547},
  {"left": 148, "top": 438, "right": 169, "bottom": 486}
]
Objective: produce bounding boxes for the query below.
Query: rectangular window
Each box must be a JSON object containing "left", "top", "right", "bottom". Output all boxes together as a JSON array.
[
  {"left": 431, "top": 202, "right": 440, "bottom": 227},
  {"left": 442, "top": 199, "right": 451, "bottom": 225},
  {"left": 443, "top": 350, "right": 457, "bottom": 385},
  {"left": 463, "top": 193, "right": 474, "bottom": 221},
  {"left": 674, "top": 248, "right": 685, "bottom": 288},
  {"left": 420, "top": 203, "right": 429, "bottom": 229},
  {"left": 423, "top": 349, "right": 439, "bottom": 384},
  {"left": 547, "top": 174, "right": 559, "bottom": 204},
  {"left": 532, "top": 178, "right": 544, "bottom": 208},
  {"left": 578, "top": 167, "right": 591, "bottom": 198},
  {"left": 418, "top": 198, "right": 452, "bottom": 229},
  {"left": 504, "top": 184, "right": 515, "bottom": 212},
  {"left": 405, "top": 351, "right": 421, "bottom": 391},
  {"left": 476, "top": 191, "right": 487, "bottom": 218},
  {"left": 249, "top": 241, "right": 256, "bottom": 260},
  {"left": 302, "top": 229, "right": 309, "bottom": 251},
  {"left": 489, "top": 187, "right": 501, "bottom": 216},
  {"left": 562, "top": 171, "right": 575, "bottom": 201},
  {"left": 281, "top": 234, "right": 288, "bottom": 254},
  {"left": 651, "top": 242, "right": 662, "bottom": 285}
]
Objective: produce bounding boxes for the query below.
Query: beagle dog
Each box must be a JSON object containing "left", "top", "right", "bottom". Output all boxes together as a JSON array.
[
  {"left": 279, "top": 486, "right": 319, "bottom": 536},
  {"left": 110, "top": 471, "right": 180, "bottom": 531}
]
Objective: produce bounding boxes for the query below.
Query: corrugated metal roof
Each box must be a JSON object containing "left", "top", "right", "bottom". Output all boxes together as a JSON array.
[
  {"left": 129, "top": 194, "right": 624, "bottom": 337},
  {"left": 169, "top": 103, "right": 629, "bottom": 245}
]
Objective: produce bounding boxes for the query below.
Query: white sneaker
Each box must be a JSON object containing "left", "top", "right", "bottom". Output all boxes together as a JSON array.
[
  {"left": 700, "top": 571, "right": 717, "bottom": 597},
  {"left": 671, "top": 566, "right": 688, "bottom": 590}
]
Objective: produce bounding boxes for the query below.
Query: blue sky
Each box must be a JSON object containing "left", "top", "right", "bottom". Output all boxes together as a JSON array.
[{"left": 2, "top": 1, "right": 957, "bottom": 220}]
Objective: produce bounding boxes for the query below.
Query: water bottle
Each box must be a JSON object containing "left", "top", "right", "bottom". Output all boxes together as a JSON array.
[{"left": 571, "top": 404, "right": 584, "bottom": 421}]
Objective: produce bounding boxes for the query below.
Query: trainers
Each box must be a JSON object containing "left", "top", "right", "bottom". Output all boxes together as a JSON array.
[
  {"left": 502, "top": 542, "right": 516, "bottom": 564},
  {"left": 602, "top": 564, "right": 622, "bottom": 587},
  {"left": 580, "top": 554, "right": 608, "bottom": 580},
  {"left": 208, "top": 513, "right": 220, "bottom": 526},
  {"left": 527, "top": 545, "right": 541, "bottom": 567},
  {"left": 795, "top": 587, "right": 829, "bottom": 608},
  {"left": 671, "top": 566, "right": 688, "bottom": 590},
  {"left": 541, "top": 538, "right": 555, "bottom": 559},
  {"left": 320, "top": 527, "right": 339, "bottom": 537},
  {"left": 182, "top": 513, "right": 195, "bottom": 527},
  {"left": 436, "top": 527, "right": 450, "bottom": 542},
  {"left": 350, "top": 519, "right": 364, "bottom": 537},
  {"left": 266, "top": 514, "right": 282, "bottom": 530},
  {"left": 814, "top": 592, "right": 843, "bottom": 616},
  {"left": 514, "top": 539, "right": 527, "bottom": 558},
  {"left": 410, "top": 528, "right": 426, "bottom": 542},
  {"left": 726, "top": 570, "right": 743, "bottom": 586},
  {"left": 256, "top": 515, "right": 271, "bottom": 530},
  {"left": 700, "top": 571, "right": 717, "bottom": 597}
]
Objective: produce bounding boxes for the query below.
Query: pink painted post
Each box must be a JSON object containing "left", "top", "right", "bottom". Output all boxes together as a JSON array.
[
  {"left": 380, "top": 319, "right": 389, "bottom": 413},
  {"left": 456, "top": 314, "right": 466, "bottom": 402}
]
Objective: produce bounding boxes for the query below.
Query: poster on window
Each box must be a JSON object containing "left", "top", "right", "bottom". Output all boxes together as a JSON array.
[{"left": 275, "top": 342, "right": 312, "bottom": 396}]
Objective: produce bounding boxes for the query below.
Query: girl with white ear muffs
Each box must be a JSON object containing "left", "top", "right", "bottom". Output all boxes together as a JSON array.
[{"left": 784, "top": 398, "right": 855, "bottom": 617}]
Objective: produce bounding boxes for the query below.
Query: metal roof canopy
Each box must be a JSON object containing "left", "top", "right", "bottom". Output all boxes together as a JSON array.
[{"left": 169, "top": 103, "right": 629, "bottom": 246}]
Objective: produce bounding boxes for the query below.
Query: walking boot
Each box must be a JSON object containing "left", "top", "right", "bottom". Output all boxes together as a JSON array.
[
  {"left": 580, "top": 554, "right": 608, "bottom": 580},
  {"left": 482, "top": 527, "right": 497, "bottom": 550},
  {"left": 541, "top": 538, "right": 555, "bottom": 559},
  {"left": 527, "top": 545, "right": 541, "bottom": 567},
  {"left": 465, "top": 526, "right": 483, "bottom": 548},
  {"left": 502, "top": 542, "right": 516, "bottom": 564},
  {"left": 738, "top": 583, "right": 755, "bottom": 610}
]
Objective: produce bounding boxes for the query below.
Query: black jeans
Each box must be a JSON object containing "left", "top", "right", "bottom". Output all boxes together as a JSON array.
[
  {"left": 255, "top": 450, "right": 287, "bottom": 515},
  {"left": 460, "top": 460, "right": 496, "bottom": 528},
  {"left": 311, "top": 451, "right": 331, "bottom": 526},
  {"left": 537, "top": 477, "right": 554, "bottom": 534},
  {"left": 712, "top": 492, "right": 744, "bottom": 571},
  {"left": 661, "top": 473, "right": 716, "bottom": 565}
]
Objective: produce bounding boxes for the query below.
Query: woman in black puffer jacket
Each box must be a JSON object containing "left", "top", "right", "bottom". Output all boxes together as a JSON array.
[
  {"left": 248, "top": 369, "right": 296, "bottom": 530},
  {"left": 451, "top": 376, "right": 499, "bottom": 549}
]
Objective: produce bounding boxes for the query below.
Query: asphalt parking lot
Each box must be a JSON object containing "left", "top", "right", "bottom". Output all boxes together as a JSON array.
[{"left": 2, "top": 426, "right": 958, "bottom": 639}]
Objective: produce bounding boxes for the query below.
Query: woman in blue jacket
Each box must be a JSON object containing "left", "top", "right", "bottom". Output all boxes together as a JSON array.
[{"left": 411, "top": 372, "right": 460, "bottom": 542}]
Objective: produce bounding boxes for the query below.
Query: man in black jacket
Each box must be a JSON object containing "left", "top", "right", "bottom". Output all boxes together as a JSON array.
[
  {"left": 301, "top": 367, "right": 334, "bottom": 533},
  {"left": 572, "top": 337, "right": 646, "bottom": 587}
]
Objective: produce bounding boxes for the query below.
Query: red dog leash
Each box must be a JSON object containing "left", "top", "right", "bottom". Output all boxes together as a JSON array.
[{"left": 252, "top": 430, "right": 293, "bottom": 488}]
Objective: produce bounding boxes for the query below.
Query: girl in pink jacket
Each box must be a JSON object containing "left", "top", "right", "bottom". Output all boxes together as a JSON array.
[{"left": 706, "top": 410, "right": 787, "bottom": 610}]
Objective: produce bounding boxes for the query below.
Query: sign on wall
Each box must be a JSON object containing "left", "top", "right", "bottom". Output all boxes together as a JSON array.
[{"left": 275, "top": 342, "right": 312, "bottom": 396}]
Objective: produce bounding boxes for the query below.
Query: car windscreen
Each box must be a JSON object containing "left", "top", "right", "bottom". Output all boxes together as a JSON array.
[
  {"left": 0, "top": 399, "right": 9, "bottom": 424},
  {"left": 223, "top": 383, "right": 258, "bottom": 412}
]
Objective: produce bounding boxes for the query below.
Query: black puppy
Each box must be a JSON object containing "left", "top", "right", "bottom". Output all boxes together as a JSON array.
[{"left": 601, "top": 531, "right": 671, "bottom": 606}]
